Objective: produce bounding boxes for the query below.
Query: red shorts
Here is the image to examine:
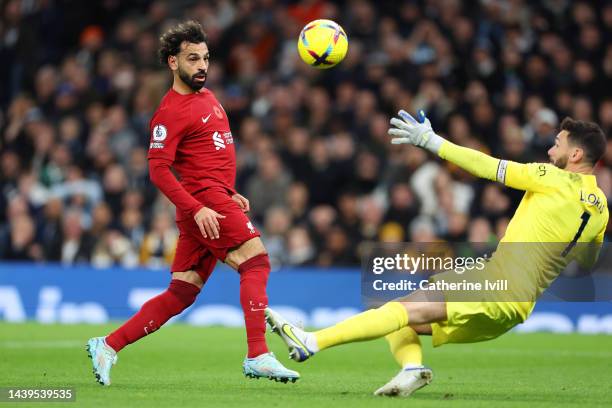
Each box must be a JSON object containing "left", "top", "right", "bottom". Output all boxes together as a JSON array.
[{"left": 171, "top": 186, "right": 260, "bottom": 281}]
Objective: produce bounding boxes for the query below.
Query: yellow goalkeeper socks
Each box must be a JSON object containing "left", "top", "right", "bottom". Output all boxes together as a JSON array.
[
  {"left": 314, "top": 302, "right": 408, "bottom": 351},
  {"left": 385, "top": 326, "right": 422, "bottom": 367}
]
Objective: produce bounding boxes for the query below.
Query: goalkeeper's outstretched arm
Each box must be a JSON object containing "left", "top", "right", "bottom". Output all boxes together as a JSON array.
[
  {"left": 388, "top": 110, "right": 546, "bottom": 192},
  {"left": 389, "top": 109, "right": 501, "bottom": 181},
  {"left": 437, "top": 141, "right": 501, "bottom": 182}
]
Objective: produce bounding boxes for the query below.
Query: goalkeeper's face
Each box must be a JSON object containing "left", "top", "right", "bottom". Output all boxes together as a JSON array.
[{"left": 548, "top": 130, "right": 572, "bottom": 169}]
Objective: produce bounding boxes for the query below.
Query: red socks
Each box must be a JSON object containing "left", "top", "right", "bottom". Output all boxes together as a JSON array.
[
  {"left": 106, "top": 255, "right": 270, "bottom": 359},
  {"left": 238, "top": 254, "right": 271, "bottom": 358},
  {"left": 106, "top": 279, "right": 200, "bottom": 352}
]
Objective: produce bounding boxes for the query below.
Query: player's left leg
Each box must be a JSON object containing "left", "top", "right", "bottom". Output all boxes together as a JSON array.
[
  {"left": 225, "top": 237, "right": 300, "bottom": 382},
  {"left": 374, "top": 325, "right": 433, "bottom": 397},
  {"left": 375, "top": 300, "right": 527, "bottom": 397},
  {"left": 195, "top": 188, "right": 298, "bottom": 381},
  {"left": 386, "top": 325, "right": 424, "bottom": 368},
  {"left": 225, "top": 238, "right": 270, "bottom": 358}
]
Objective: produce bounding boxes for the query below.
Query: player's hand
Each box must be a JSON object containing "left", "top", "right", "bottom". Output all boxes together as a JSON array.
[
  {"left": 231, "top": 193, "right": 250, "bottom": 213},
  {"left": 388, "top": 110, "right": 445, "bottom": 154},
  {"left": 194, "top": 206, "right": 226, "bottom": 239}
]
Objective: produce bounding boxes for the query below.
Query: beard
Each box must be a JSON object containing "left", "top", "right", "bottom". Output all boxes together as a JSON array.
[
  {"left": 178, "top": 66, "right": 207, "bottom": 91},
  {"left": 551, "top": 154, "right": 568, "bottom": 169}
]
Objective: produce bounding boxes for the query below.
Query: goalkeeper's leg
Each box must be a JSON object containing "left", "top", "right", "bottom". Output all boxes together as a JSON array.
[
  {"left": 373, "top": 325, "right": 433, "bottom": 397},
  {"left": 314, "top": 290, "right": 446, "bottom": 351},
  {"left": 386, "top": 326, "right": 424, "bottom": 368},
  {"left": 266, "top": 290, "right": 446, "bottom": 362}
]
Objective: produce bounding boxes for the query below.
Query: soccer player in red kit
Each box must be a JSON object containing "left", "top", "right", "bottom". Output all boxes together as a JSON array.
[{"left": 86, "top": 21, "right": 299, "bottom": 385}]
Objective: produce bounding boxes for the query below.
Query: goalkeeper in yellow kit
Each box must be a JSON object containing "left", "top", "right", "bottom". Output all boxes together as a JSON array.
[{"left": 265, "top": 110, "right": 609, "bottom": 397}]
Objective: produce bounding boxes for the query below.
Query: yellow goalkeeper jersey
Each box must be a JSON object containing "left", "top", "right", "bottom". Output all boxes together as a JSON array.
[
  {"left": 501, "top": 161, "right": 607, "bottom": 245},
  {"left": 439, "top": 142, "right": 609, "bottom": 319}
]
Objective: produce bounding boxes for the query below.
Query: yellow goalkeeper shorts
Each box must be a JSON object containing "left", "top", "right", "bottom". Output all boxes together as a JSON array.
[{"left": 431, "top": 301, "right": 534, "bottom": 347}]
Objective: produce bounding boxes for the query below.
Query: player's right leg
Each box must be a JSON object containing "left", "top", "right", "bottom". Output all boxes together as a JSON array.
[
  {"left": 87, "top": 271, "right": 203, "bottom": 385},
  {"left": 265, "top": 308, "right": 317, "bottom": 362},
  {"left": 266, "top": 306, "right": 436, "bottom": 396},
  {"left": 86, "top": 229, "right": 213, "bottom": 385},
  {"left": 103, "top": 271, "right": 203, "bottom": 352},
  {"left": 86, "top": 337, "right": 117, "bottom": 386},
  {"left": 266, "top": 290, "right": 446, "bottom": 362}
]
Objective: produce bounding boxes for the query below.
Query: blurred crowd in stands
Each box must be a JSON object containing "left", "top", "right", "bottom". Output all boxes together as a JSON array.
[{"left": 0, "top": 0, "right": 610, "bottom": 268}]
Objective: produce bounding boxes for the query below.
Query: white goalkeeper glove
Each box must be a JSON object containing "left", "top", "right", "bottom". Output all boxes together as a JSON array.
[{"left": 388, "top": 110, "right": 445, "bottom": 154}]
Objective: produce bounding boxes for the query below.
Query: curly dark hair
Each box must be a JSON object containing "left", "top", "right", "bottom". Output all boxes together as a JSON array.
[
  {"left": 560, "top": 117, "right": 607, "bottom": 165},
  {"left": 158, "top": 20, "right": 208, "bottom": 66}
]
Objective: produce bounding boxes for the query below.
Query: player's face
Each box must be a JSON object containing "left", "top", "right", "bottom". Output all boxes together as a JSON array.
[
  {"left": 548, "top": 130, "right": 570, "bottom": 169},
  {"left": 174, "top": 42, "right": 210, "bottom": 91}
]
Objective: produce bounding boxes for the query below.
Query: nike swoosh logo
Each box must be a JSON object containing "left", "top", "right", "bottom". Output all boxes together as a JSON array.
[
  {"left": 281, "top": 324, "right": 311, "bottom": 356},
  {"left": 250, "top": 307, "right": 266, "bottom": 312},
  {"left": 201, "top": 114, "right": 212, "bottom": 123}
]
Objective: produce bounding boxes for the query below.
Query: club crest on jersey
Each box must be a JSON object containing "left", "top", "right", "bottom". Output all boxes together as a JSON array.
[
  {"left": 152, "top": 124, "right": 167, "bottom": 141},
  {"left": 246, "top": 221, "right": 256, "bottom": 234}
]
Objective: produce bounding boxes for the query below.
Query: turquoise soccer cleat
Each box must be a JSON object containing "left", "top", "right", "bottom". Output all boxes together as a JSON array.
[
  {"left": 265, "top": 307, "right": 315, "bottom": 362},
  {"left": 86, "top": 337, "right": 118, "bottom": 386},
  {"left": 242, "top": 352, "right": 300, "bottom": 383}
]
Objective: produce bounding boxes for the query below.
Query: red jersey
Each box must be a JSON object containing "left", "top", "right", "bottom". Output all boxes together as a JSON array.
[
  {"left": 147, "top": 88, "right": 236, "bottom": 219},
  {"left": 148, "top": 88, "right": 236, "bottom": 192}
]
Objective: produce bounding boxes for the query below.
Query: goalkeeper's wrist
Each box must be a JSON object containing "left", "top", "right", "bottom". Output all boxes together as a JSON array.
[{"left": 424, "top": 131, "right": 445, "bottom": 155}]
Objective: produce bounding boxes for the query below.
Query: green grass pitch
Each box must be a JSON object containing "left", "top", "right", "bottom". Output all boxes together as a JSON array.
[{"left": 1, "top": 323, "right": 610, "bottom": 407}]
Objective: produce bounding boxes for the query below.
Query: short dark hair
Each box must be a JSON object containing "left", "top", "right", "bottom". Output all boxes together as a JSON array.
[
  {"left": 158, "top": 20, "right": 207, "bottom": 66},
  {"left": 560, "top": 117, "right": 607, "bottom": 165}
]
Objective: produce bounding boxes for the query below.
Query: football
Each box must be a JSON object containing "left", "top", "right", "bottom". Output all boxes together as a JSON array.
[{"left": 297, "top": 19, "right": 348, "bottom": 69}]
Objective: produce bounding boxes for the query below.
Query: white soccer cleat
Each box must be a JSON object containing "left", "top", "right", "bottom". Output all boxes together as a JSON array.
[
  {"left": 265, "top": 307, "right": 315, "bottom": 362},
  {"left": 86, "top": 337, "right": 118, "bottom": 386},
  {"left": 242, "top": 352, "right": 300, "bottom": 383},
  {"left": 374, "top": 366, "right": 433, "bottom": 397}
]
